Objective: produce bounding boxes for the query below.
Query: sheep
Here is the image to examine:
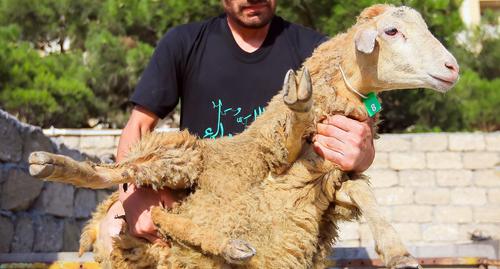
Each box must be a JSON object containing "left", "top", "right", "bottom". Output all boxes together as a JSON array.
[{"left": 28, "top": 4, "right": 459, "bottom": 269}]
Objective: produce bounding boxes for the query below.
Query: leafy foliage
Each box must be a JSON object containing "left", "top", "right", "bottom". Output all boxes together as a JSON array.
[
  {"left": 0, "top": 0, "right": 100, "bottom": 51},
  {"left": 278, "top": 0, "right": 463, "bottom": 41},
  {"left": 453, "top": 70, "right": 500, "bottom": 131},
  {"left": 84, "top": 27, "right": 153, "bottom": 115},
  {"left": 0, "top": 0, "right": 498, "bottom": 131},
  {"left": 0, "top": 24, "right": 99, "bottom": 127}
]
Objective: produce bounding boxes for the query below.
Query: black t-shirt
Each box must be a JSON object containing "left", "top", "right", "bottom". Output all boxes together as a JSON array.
[{"left": 131, "top": 15, "right": 326, "bottom": 138}]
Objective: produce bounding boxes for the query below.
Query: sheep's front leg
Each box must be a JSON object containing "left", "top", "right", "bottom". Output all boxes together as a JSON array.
[
  {"left": 151, "top": 207, "right": 256, "bottom": 265},
  {"left": 282, "top": 68, "right": 313, "bottom": 163},
  {"left": 337, "top": 179, "right": 421, "bottom": 269}
]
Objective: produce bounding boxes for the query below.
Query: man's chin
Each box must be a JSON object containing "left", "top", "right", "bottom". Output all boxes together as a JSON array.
[{"left": 236, "top": 16, "right": 273, "bottom": 29}]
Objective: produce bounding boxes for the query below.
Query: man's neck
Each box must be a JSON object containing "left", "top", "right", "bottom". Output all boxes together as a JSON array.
[{"left": 226, "top": 17, "right": 271, "bottom": 53}]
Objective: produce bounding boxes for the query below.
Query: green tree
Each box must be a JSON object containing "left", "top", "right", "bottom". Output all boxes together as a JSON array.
[
  {"left": 0, "top": 24, "right": 100, "bottom": 127},
  {"left": 454, "top": 70, "right": 500, "bottom": 131},
  {"left": 0, "top": 0, "right": 100, "bottom": 51},
  {"left": 1, "top": 0, "right": 497, "bottom": 131}
]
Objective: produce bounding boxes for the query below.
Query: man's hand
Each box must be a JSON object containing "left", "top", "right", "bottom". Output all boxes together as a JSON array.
[
  {"left": 313, "top": 115, "right": 375, "bottom": 173},
  {"left": 119, "top": 184, "right": 175, "bottom": 244}
]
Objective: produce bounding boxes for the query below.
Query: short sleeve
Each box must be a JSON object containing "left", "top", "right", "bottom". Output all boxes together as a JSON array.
[
  {"left": 130, "top": 27, "right": 185, "bottom": 118},
  {"left": 282, "top": 18, "right": 328, "bottom": 63},
  {"left": 296, "top": 30, "right": 328, "bottom": 62}
]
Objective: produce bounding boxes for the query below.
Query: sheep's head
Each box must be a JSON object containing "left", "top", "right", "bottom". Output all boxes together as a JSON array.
[{"left": 353, "top": 5, "right": 459, "bottom": 93}]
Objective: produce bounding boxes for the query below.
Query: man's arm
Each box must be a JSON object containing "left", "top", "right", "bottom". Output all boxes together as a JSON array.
[
  {"left": 116, "top": 106, "right": 174, "bottom": 244},
  {"left": 116, "top": 106, "right": 159, "bottom": 161},
  {"left": 313, "top": 115, "right": 375, "bottom": 173}
]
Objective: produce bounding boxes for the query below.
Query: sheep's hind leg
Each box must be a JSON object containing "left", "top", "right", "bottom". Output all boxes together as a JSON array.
[
  {"left": 151, "top": 207, "right": 256, "bottom": 265},
  {"left": 30, "top": 131, "right": 202, "bottom": 190},
  {"left": 29, "top": 152, "right": 124, "bottom": 189},
  {"left": 119, "top": 130, "right": 202, "bottom": 190},
  {"left": 282, "top": 68, "right": 314, "bottom": 164},
  {"left": 338, "top": 179, "right": 421, "bottom": 269}
]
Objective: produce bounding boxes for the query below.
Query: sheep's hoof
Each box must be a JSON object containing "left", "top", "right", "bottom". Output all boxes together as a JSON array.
[
  {"left": 283, "top": 68, "right": 312, "bottom": 112},
  {"left": 387, "top": 255, "right": 422, "bottom": 269},
  {"left": 29, "top": 151, "right": 58, "bottom": 178},
  {"left": 221, "top": 239, "right": 256, "bottom": 265}
]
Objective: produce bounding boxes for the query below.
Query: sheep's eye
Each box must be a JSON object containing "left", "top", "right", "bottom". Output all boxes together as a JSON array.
[{"left": 385, "top": 28, "right": 398, "bottom": 36}]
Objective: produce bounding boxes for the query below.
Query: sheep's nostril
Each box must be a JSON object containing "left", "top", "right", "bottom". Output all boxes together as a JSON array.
[
  {"left": 445, "top": 62, "right": 459, "bottom": 74},
  {"left": 444, "top": 62, "right": 459, "bottom": 82}
]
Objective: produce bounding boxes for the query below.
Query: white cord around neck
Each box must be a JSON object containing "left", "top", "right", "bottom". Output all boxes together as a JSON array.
[{"left": 338, "top": 65, "right": 368, "bottom": 99}]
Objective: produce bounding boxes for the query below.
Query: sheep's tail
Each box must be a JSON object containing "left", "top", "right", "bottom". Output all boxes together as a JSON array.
[{"left": 79, "top": 191, "right": 120, "bottom": 256}]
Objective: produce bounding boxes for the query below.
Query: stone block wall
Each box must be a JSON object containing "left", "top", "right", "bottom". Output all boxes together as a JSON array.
[
  {"left": 0, "top": 110, "right": 114, "bottom": 253},
  {"left": 52, "top": 134, "right": 119, "bottom": 157},
  {"left": 1, "top": 107, "right": 499, "bottom": 253},
  {"left": 338, "top": 133, "right": 500, "bottom": 247},
  {"left": 45, "top": 131, "right": 500, "bottom": 248}
]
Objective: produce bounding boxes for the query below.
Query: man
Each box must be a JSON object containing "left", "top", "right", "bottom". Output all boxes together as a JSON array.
[{"left": 101, "top": 0, "right": 375, "bottom": 249}]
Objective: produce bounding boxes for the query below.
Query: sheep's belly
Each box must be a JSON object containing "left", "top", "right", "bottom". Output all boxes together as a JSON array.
[{"left": 176, "top": 184, "right": 322, "bottom": 266}]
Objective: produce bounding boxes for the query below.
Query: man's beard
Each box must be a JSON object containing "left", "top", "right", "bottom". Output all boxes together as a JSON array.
[{"left": 229, "top": 13, "right": 274, "bottom": 29}]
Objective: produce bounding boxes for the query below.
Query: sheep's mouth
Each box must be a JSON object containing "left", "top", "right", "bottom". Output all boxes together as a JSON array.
[
  {"left": 429, "top": 74, "right": 455, "bottom": 85},
  {"left": 428, "top": 74, "right": 457, "bottom": 92}
]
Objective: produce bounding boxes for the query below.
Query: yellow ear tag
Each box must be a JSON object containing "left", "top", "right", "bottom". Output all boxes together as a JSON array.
[{"left": 363, "top": 92, "right": 382, "bottom": 117}]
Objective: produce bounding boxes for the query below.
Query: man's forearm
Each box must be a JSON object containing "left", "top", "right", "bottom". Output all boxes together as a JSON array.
[
  {"left": 116, "top": 123, "right": 142, "bottom": 162},
  {"left": 116, "top": 106, "right": 159, "bottom": 162}
]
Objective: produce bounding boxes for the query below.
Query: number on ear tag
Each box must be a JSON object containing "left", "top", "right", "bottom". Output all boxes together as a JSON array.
[{"left": 363, "top": 92, "right": 381, "bottom": 117}]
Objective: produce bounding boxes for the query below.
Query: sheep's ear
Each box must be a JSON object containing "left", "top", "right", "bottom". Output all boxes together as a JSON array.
[{"left": 355, "top": 28, "right": 378, "bottom": 54}]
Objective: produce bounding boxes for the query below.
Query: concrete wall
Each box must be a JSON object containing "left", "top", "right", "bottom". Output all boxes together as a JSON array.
[{"left": 1, "top": 108, "right": 499, "bottom": 253}]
